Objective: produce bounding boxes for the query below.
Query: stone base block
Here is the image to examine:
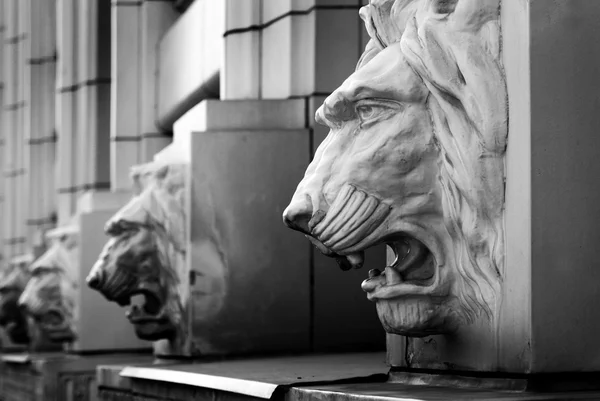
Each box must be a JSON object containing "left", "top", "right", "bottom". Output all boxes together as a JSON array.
[{"left": 0, "top": 353, "right": 152, "bottom": 401}]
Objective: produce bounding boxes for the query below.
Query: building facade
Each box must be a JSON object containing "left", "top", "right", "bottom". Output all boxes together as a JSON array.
[{"left": 1, "top": 0, "right": 371, "bottom": 261}]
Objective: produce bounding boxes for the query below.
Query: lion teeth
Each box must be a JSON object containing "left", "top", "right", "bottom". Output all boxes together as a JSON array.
[
  {"left": 335, "top": 252, "right": 364, "bottom": 271},
  {"left": 385, "top": 266, "right": 402, "bottom": 285},
  {"left": 368, "top": 268, "right": 382, "bottom": 278},
  {"left": 347, "top": 252, "right": 365, "bottom": 270}
]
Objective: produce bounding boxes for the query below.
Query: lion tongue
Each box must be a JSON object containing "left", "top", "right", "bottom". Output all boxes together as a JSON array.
[{"left": 335, "top": 252, "right": 364, "bottom": 271}]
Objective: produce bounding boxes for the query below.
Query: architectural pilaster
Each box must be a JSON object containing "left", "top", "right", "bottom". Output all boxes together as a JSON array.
[
  {"left": 138, "top": 1, "right": 178, "bottom": 162},
  {"left": 2, "top": 0, "right": 28, "bottom": 259},
  {"left": 55, "top": 0, "right": 78, "bottom": 224},
  {"left": 25, "top": 0, "right": 57, "bottom": 240},
  {"left": 111, "top": 0, "right": 180, "bottom": 190},
  {"left": 56, "top": 0, "right": 111, "bottom": 225}
]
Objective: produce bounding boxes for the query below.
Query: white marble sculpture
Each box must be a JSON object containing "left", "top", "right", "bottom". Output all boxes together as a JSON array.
[
  {"left": 284, "top": 0, "right": 507, "bottom": 336},
  {"left": 86, "top": 162, "right": 192, "bottom": 353},
  {"left": 19, "top": 226, "right": 80, "bottom": 343}
]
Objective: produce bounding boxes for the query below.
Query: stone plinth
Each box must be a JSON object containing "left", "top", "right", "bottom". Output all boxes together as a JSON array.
[
  {"left": 98, "top": 353, "right": 387, "bottom": 401},
  {"left": 71, "top": 191, "right": 150, "bottom": 352},
  {"left": 181, "top": 100, "right": 385, "bottom": 356},
  {"left": 0, "top": 353, "right": 152, "bottom": 401}
]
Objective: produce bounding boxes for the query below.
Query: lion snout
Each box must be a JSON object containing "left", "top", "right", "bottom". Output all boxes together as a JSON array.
[
  {"left": 86, "top": 265, "right": 105, "bottom": 291},
  {"left": 18, "top": 288, "right": 42, "bottom": 317},
  {"left": 282, "top": 196, "right": 314, "bottom": 234}
]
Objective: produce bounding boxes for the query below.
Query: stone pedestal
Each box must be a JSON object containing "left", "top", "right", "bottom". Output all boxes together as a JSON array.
[
  {"left": 70, "top": 191, "right": 150, "bottom": 353},
  {"left": 98, "top": 353, "right": 388, "bottom": 401},
  {"left": 0, "top": 353, "right": 152, "bottom": 401},
  {"left": 170, "top": 100, "right": 385, "bottom": 356}
]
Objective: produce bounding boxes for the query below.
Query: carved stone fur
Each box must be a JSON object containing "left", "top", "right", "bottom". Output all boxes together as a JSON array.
[
  {"left": 284, "top": 0, "right": 507, "bottom": 336},
  {"left": 87, "top": 162, "right": 191, "bottom": 352}
]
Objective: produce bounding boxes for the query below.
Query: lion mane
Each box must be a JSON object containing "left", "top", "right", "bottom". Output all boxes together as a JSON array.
[{"left": 360, "top": 0, "right": 507, "bottom": 324}]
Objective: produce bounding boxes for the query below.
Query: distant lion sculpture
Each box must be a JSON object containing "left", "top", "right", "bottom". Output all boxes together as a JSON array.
[
  {"left": 19, "top": 229, "right": 80, "bottom": 343},
  {"left": 0, "top": 258, "right": 33, "bottom": 344},
  {"left": 284, "top": 0, "right": 507, "bottom": 336},
  {"left": 87, "top": 162, "right": 190, "bottom": 351}
]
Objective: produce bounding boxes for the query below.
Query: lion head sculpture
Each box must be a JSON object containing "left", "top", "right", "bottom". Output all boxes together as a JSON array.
[
  {"left": 18, "top": 228, "right": 80, "bottom": 343},
  {"left": 283, "top": 0, "right": 507, "bottom": 336},
  {"left": 86, "top": 163, "right": 190, "bottom": 347},
  {"left": 0, "top": 256, "right": 33, "bottom": 344}
]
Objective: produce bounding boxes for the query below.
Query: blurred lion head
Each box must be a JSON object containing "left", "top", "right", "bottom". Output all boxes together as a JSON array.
[
  {"left": 0, "top": 259, "right": 32, "bottom": 344},
  {"left": 19, "top": 232, "right": 79, "bottom": 343},
  {"left": 87, "top": 163, "right": 189, "bottom": 343}
]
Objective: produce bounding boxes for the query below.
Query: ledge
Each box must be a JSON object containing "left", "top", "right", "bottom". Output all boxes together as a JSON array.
[
  {"left": 120, "top": 352, "right": 388, "bottom": 399},
  {"left": 108, "top": 352, "right": 600, "bottom": 401},
  {"left": 286, "top": 382, "right": 600, "bottom": 401}
]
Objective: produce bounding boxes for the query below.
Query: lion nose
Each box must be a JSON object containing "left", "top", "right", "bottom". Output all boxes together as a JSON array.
[
  {"left": 283, "top": 198, "right": 313, "bottom": 234},
  {"left": 86, "top": 269, "right": 105, "bottom": 291},
  {"left": 17, "top": 298, "right": 30, "bottom": 314}
]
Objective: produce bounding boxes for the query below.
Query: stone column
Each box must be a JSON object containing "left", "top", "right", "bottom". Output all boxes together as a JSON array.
[
  {"left": 55, "top": 0, "right": 78, "bottom": 225},
  {"left": 0, "top": 0, "right": 5, "bottom": 264},
  {"left": 110, "top": 0, "right": 141, "bottom": 190},
  {"left": 56, "top": 0, "right": 111, "bottom": 225},
  {"left": 111, "top": 0, "right": 179, "bottom": 189},
  {"left": 155, "top": 0, "right": 222, "bottom": 131},
  {"left": 2, "top": 0, "right": 27, "bottom": 260},
  {"left": 138, "top": 0, "right": 177, "bottom": 163},
  {"left": 25, "top": 0, "right": 57, "bottom": 241},
  {"left": 76, "top": 0, "right": 111, "bottom": 193}
]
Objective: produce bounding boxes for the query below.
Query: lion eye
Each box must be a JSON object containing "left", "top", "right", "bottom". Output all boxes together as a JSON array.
[{"left": 356, "top": 105, "right": 377, "bottom": 120}]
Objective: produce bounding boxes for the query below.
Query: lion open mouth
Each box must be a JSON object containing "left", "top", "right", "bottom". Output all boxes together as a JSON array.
[
  {"left": 121, "top": 288, "right": 163, "bottom": 321},
  {"left": 111, "top": 282, "right": 173, "bottom": 341},
  {"left": 296, "top": 184, "right": 439, "bottom": 298},
  {"left": 361, "top": 237, "right": 438, "bottom": 300},
  {"left": 298, "top": 184, "right": 392, "bottom": 271},
  {"left": 36, "top": 310, "right": 76, "bottom": 341}
]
